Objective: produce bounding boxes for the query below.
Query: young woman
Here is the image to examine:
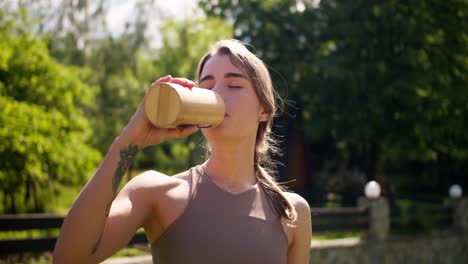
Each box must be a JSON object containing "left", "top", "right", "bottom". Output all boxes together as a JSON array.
[{"left": 53, "top": 39, "right": 311, "bottom": 264}]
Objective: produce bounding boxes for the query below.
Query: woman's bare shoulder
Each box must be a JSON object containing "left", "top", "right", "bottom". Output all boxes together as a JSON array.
[
  {"left": 125, "top": 169, "right": 192, "bottom": 193},
  {"left": 283, "top": 191, "right": 312, "bottom": 257},
  {"left": 283, "top": 192, "right": 311, "bottom": 223},
  {"left": 124, "top": 169, "right": 193, "bottom": 213},
  {"left": 117, "top": 169, "right": 193, "bottom": 243},
  {"left": 283, "top": 192, "right": 310, "bottom": 209}
]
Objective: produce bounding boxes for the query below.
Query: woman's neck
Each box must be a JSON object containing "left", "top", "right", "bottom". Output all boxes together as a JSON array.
[{"left": 203, "top": 139, "right": 257, "bottom": 192}]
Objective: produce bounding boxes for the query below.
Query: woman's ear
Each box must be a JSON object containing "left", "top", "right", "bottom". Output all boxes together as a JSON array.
[{"left": 259, "top": 111, "right": 269, "bottom": 122}]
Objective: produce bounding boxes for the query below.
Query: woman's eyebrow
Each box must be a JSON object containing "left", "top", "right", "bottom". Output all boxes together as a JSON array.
[
  {"left": 225, "top": 72, "right": 248, "bottom": 79},
  {"left": 199, "top": 75, "right": 214, "bottom": 83},
  {"left": 200, "top": 72, "right": 248, "bottom": 83}
]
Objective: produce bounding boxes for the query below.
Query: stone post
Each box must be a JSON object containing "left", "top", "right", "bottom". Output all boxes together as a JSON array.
[
  {"left": 358, "top": 197, "right": 390, "bottom": 241},
  {"left": 453, "top": 197, "right": 468, "bottom": 232}
]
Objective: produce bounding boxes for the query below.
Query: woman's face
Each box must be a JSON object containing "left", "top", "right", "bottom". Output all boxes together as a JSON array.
[{"left": 198, "top": 54, "right": 264, "bottom": 143}]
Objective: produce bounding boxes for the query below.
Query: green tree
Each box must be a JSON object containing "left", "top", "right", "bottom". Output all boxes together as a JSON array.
[
  {"left": 313, "top": 1, "right": 468, "bottom": 190},
  {"left": 200, "top": 0, "right": 468, "bottom": 200},
  {"left": 0, "top": 7, "right": 100, "bottom": 213}
]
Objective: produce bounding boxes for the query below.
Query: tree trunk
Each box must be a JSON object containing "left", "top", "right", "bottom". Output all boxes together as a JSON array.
[
  {"left": 286, "top": 125, "right": 309, "bottom": 189},
  {"left": 9, "top": 192, "right": 16, "bottom": 214}
]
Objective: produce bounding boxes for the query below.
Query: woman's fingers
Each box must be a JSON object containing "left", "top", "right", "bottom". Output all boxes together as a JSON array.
[
  {"left": 150, "top": 76, "right": 195, "bottom": 89},
  {"left": 179, "top": 126, "right": 199, "bottom": 137},
  {"left": 158, "top": 75, "right": 173, "bottom": 83},
  {"left": 121, "top": 75, "right": 199, "bottom": 148},
  {"left": 171, "top": 77, "right": 195, "bottom": 89},
  {"left": 165, "top": 126, "right": 199, "bottom": 140},
  {"left": 150, "top": 75, "right": 173, "bottom": 87}
]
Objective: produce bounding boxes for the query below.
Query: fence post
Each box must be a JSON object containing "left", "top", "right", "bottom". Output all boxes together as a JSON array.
[
  {"left": 358, "top": 196, "right": 390, "bottom": 241},
  {"left": 453, "top": 198, "right": 468, "bottom": 232}
]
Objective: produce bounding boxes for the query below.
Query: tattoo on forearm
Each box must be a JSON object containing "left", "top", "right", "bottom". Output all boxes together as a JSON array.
[
  {"left": 91, "top": 144, "right": 139, "bottom": 255},
  {"left": 113, "top": 145, "right": 139, "bottom": 195}
]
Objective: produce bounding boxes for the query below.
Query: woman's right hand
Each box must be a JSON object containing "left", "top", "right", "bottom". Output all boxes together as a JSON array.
[{"left": 118, "top": 75, "right": 199, "bottom": 148}]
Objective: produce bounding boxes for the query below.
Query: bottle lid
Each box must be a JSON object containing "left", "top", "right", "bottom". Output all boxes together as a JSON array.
[{"left": 144, "top": 83, "right": 181, "bottom": 127}]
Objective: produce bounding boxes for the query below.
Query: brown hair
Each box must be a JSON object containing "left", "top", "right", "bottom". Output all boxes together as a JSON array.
[{"left": 196, "top": 39, "right": 296, "bottom": 221}]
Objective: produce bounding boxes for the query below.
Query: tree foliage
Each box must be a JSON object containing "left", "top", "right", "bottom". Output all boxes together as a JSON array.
[
  {"left": 1, "top": 1, "right": 235, "bottom": 209},
  {"left": 0, "top": 7, "right": 101, "bottom": 213},
  {"left": 200, "top": 0, "right": 468, "bottom": 198}
]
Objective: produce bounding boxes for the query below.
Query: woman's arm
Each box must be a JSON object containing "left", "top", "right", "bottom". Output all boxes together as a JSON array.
[
  {"left": 53, "top": 137, "right": 143, "bottom": 263},
  {"left": 53, "top": 76, "right": 198, "bottom": 264},
  {"left": 286, "top": 193, "right": 312, "bottom": 264}
]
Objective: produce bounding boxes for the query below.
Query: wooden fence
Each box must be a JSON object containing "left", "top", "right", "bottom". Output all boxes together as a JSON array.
[
  {"left": 0, "top": 203, "right": 454, "bottom": 256},
  {"left": 0, "top": 214, "right": 146, "bottom": 255},
  {"left": 311, "top": 207, "right": 369, "bottom": 233}
]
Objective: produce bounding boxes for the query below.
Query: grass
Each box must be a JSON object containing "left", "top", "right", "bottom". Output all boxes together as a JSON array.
[
  {"left": 0, "top": 230, "right": 60, "bottom": 240},
  {"left": 312, "top": 231, "right": 360, "bottom": 241},
  {"left": 0, "top": 247, "right": 149, "bottom": 264},
  {"left": 112, "top": 246, "right": 149, "bottom": 258},
  {"left": 1, "top": 252, "right": 53, "bottom": 264}
]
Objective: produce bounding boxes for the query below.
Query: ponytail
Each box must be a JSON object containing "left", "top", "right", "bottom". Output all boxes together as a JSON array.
[
  {"left": 255, "top": 164, "right": 296, "bottom": 221},
  {"left": 254, "top": 122, "right": 296, "bottom": 222}
]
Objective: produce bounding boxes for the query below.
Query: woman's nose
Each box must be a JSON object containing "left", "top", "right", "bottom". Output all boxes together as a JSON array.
[{"left": 211, "top": 83, "right": 224, "bottom": 97}]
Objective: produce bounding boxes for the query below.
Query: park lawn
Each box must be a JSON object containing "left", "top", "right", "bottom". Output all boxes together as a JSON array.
[
  {"left": 0, "top": 246, "right": 149, "bottom": 264},
  {"left": 312, "top": 231, "right": 360, "bottom": 241}
]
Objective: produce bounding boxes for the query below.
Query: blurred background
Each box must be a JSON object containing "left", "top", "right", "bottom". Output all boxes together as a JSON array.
[{"left": 1, "top": 0, "right": 467, "bottom": 259}]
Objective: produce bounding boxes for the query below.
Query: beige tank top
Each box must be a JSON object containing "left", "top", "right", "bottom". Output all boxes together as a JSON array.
[{"left": 151, "top": 165, "right": 288, "bottom": 264}]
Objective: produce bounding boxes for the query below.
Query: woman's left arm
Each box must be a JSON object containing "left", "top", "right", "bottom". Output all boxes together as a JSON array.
[{"left": 286, "top": 193, "right": 312, "bottom": 264}]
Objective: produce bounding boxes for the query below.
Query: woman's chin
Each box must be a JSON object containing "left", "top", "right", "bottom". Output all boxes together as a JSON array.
[
  {"left": 201, "top": 122, "right": 239, "bottom": 141},
  {"left": 202, "top": 117, "right": 228, "bottom": 131},
  {"left": 201, "top": 124, "right": 224, "bottom": 137}
]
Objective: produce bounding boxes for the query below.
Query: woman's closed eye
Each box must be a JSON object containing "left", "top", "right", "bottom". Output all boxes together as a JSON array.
[
  {"left": 198, "top": 82, "right": 213, "bottom": 90},
  {"left": 201, "top": 85, "right": 241, "bottom": 89},
  {"left": 227, "top": 81, "right": 244, "bottom": 88}
]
